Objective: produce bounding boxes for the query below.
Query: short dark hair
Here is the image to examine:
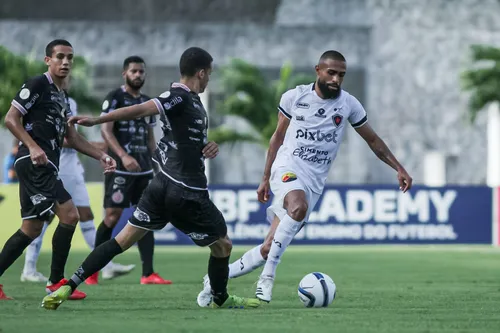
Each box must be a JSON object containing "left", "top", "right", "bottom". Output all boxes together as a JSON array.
[
  {"left": 45, "top": 39, "right": 72, "bottom": 57},
  {"left": 179, "top": 47, "right": 213, "bottom": 77},
  {"left": 319, "top": 50, "right": 346, "bottom": 62},
  {"left": 123, "top": 56, "right": 146, "bottom": 70}
]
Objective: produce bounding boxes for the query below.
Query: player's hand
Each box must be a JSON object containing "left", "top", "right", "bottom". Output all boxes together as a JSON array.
[
  {"left": 121, "top": 155, "right": 141, "bottom": 172},
  {"left": 100, "top": 154, "right": 116, "bottom": 174},
  {"left": 397, "top": 168, "right": 413, "bottom": 193},
  {"left": 29, "top": 145, "right": 48, "bottom": 166},
  {"left": 257, "top": 179, "right": 271, "bottom": 203},
  {"left": 68, "top": 116, "right": 99, "bottom": 127},
  {"left": 202, "top": 141, "right": 219, "bottom": 159}
]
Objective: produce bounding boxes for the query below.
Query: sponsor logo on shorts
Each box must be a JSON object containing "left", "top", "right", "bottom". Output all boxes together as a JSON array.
[
  {"left": 114, "top": 176, "right": 126, "bottom": 185},
  {"left": 30, "top": 194, "right": 47, "bottom": 205},
  {"left": 111, "top": 190, "right": 124, "bottom": 204},
  {"left": 187, "top": 232, "right": 208, "bottom": 240},
  {"left": 281, "top": 172, "right": 297, "bottom": 183}
]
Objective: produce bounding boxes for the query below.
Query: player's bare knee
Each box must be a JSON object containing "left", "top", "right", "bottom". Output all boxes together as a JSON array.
[
  {"left": 78, "top": 207, "right": 94, "bottom": 221},
  {"left": 62, "top": 209, "right": 80, "bottom": 226},
  {"left": 210, "top": 237, "right": 232, "bottom": 257},
  {"left": 288, "top": 201, "right": 308, "bottom": 221},
  {"left": 104, "top": 210, "right": 122, "bottom": 227},
  {"left": 21, "top": 219, "right": 44, "bottom": 239}
]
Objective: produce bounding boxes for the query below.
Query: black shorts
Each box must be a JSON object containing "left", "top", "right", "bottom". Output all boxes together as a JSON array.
[
  {"left": 104, "top": 172, "right": 153, "bottom": 208},
  {"left": 128, "top": 173, "right": 227, "bottom": 247},
  {"left": 15, "top": 155, "right": 71, "bottom": 220}
]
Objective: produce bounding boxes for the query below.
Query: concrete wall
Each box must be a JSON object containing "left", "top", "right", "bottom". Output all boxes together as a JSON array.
[{"left": 1, "top": 0, "right": 499, "bottom": 185}]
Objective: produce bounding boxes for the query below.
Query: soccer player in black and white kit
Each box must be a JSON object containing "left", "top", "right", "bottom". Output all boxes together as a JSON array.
[
  {"left": 0, "top": 39, "right": 116, "bottom": 301},
  {"left": 41, "top": 47, "right": 260, "bottom": 310},
  {"left": 91, "top": 56, "right": 170, "bottom": 285}
]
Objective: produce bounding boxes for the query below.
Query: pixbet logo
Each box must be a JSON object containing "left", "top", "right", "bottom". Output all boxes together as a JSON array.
[{"left": 296, "top": 129, "right": 337, "bottom": 143}]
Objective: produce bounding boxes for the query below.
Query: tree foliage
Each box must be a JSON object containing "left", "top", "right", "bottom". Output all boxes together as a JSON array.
[
  {"left": 0, "top": 46, "right": 99, "bottom": 124},
  {"left": 209, "top": 59, "right": 314, "bottom": 147},
  {"left": 461, "top": 44, "right": 500, "bottom": 122}
]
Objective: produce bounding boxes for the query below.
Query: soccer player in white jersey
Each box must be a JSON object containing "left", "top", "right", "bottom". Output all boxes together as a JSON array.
[
  {"left": 197, "top": 50, "right": 413, "bottom": 305},
  {"left": 21, "top": 97, "right": 135, "bottom": 283}
]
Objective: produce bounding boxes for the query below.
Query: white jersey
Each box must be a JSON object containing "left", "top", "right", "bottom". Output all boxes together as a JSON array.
[
  {"left": 59, "top": 97, "right": 84, "bottom": 175},
  {"left": 272, "top": 83, "right": 367, "bottom": 194}
]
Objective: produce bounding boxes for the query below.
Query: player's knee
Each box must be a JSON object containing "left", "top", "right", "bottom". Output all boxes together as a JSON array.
[
  {"left": 210, "top": 237, "right": 232, "bottom": 257},
  {"left": 288, "top": 201, "right": 308, "bottom": 222},
  {"left": 65, "top": 209, "right": 80, "bottom": 225},
  {"left": 21, "top": 220, "right": 44, "bottom": 239},
  {"left": 79, "top": 210, "right": 94, "bottom": 221},
  {"left": 104, "top": 210, "right": 122, "bottom": 227}
]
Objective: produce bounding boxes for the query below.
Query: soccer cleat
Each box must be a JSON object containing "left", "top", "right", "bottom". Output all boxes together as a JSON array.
[
  {"left": 255, "top": 275, "right": 274, "bottom": 303},
  {"left": 0, "top": 284, "right": 13, "bottom": 300},
  {"left": 210, "top": 295, "right": 261, "bottom": 309},
  {"left": 46, "top": 279, "right": 86, "bottom": 300},
  {"left": 84, "top": 272, "right": 99, "bottom": 285},
  {"left": 196, "top": 274, "right": 212, "bottom": 307},
  {"left": 102, "top": 262, "right": 136, "bottom": 280},
  {"left": 140, "top": 272, "right": 172, "bottom": 285},
  {"left": 41, "top": 285, "right": 71, "bottom": 310},
  {"left": 21, "top": 271, "right": 48, "bottom": 283}
]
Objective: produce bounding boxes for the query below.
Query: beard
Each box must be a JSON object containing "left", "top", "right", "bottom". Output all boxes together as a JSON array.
[
  {"left": 316, "top": 79, "right": 341, "bottom": 99},
  {"left": 126, "top": 76, "right": 145, "bottom": 90}
]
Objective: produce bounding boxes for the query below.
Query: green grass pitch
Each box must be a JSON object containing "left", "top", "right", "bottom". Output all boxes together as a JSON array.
[{"left": 0, "top": 245, "right": 499, "bottom": 333}]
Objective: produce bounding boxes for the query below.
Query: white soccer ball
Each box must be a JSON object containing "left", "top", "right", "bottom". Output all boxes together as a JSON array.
[{"left": 297, "top": 272, "right": 337, "bottom": 308}]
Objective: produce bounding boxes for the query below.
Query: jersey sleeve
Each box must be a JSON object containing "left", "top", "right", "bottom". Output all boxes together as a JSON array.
[
  {"left": 11, "top": 77, "right": 45, "bottom": 115},
  {"left": 101, "top": 90, "right": 120, "bottom": 115},
  {"left": 152, "top": 91, "right": 184, "bottom": 116},
  {"left": 277, "top": 88, "right": 297, "bottom": 119},
  {"left": 347, "top": 95, "right": 368, "bottom": 128}
]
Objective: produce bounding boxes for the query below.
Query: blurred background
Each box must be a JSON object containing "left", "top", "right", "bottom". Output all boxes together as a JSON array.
[
  {"left": 2, "top": 0, "right": 499, "bottom": 186},
  {"left": 0, "top": 0, "right": 499, "bottom": 247}
]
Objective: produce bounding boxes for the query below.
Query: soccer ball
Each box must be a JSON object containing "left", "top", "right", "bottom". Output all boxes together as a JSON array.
[{"left": 297, "top": 272, "right": 337, "bottom": 308}]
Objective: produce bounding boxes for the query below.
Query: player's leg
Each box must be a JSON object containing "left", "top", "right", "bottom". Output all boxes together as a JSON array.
[
  {"left": 196, "top": 216, "right": 278, "bottom": 307},
  {"left": 169, "top": 188, "right": 259, "bottom": 309},
  {"left": 0, "top": 218, "right": 44, "bottom": 299},
  {"left": 99, "top": 174, "right": 135, "bottom": 280},
  {"left": 21, "top": 217, "right": 52, "bottom": 282},
  {"left": 133, "top": 175, "right": 170, "bottom": 284},
  {"left": 256, "top": 189, "right": 308, "bottom": 302},
  {"left": 41, "top": 223, "right": 148, "bottom": 310},
  {"left": 1, "top": 158, "right": 58, "bottom": 299}
]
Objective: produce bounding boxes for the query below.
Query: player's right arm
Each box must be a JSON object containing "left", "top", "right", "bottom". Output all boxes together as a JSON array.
[
  {"left": 257, "top": 90, "right": 293, "bottom": 203},
  {"left": 5, "top": 78, "right": 48, "bottom": 165}
]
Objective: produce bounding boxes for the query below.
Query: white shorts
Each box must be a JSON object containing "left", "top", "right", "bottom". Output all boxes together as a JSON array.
[
  {"left": 59, "top": 172, "right": 90, "bottom": 207},
  {"left": 266, "top": 167, "right": 321, "bottom": 224}
]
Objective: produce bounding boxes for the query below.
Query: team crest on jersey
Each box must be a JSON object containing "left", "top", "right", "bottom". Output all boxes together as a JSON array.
[
  {"left": 332, "top": 114, "right": 343, "bottom": 127},
  {"left": 281, "top": 172, "right": 297, "bottom": 183},
  {"left": 314, "top": 108, "right": 327, "bottom": 118}
]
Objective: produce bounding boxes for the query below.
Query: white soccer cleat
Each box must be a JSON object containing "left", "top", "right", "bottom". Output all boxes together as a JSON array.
[
  {"left": 102, "top": 262, "right": 136, "bottom": 280},
  {"left": 20, "top": 271, "right": 48, "bottom": 283},
  {"left": 255, "top": 275, "right": 274, "bottom": 303},
  {"left": 196, "top": 274, "right": 212, "bottom": 307}
]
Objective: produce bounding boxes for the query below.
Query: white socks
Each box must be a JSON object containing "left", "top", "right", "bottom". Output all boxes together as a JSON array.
[
  {"left": 228, "top": 244, "right": 266, "bottom": 278},
  {"left": 79, "top": 220, "right": 96, "bottom": 249},
  {"left": 261, "top": 214, "right": 302, "bottom": 278},
  {"left": 23, "top": 222, "right": 49, "bottom": 274}
]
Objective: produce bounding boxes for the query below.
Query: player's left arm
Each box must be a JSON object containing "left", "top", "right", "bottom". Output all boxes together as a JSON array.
[
  {"left": 348, "top": 96, "right": 412, "bottom": 192},
  {"left": 65, "top": 125, "right": 116, "bottom": 173}
]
